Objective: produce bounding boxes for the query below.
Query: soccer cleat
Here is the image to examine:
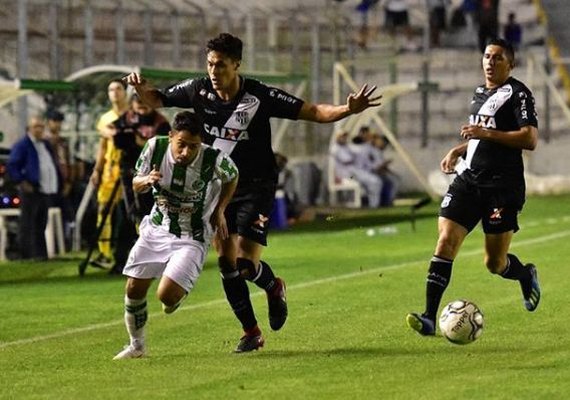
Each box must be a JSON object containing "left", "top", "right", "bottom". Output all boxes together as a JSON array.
[
  {"left": 162, "top": 294, "right": 188, "bottom": 314},
  {"left": 113, "top": 344, "right": 145, "bottom": 360},
  {"left": 522, "top": 264, "right": 541, "bottom": 312},
  {"left": 267, "top": 277, "right": 288, "bottom": 331},
  {"left": 406, "top": 313, "right": 436, "bottom": 336},
  {"left": 234, "top": 334, "right": 265, "bottom": 353}
]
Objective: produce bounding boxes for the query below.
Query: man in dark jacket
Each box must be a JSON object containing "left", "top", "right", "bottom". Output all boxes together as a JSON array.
[{"left": 7, "top": 115, "right": 62, "bottom": 260}]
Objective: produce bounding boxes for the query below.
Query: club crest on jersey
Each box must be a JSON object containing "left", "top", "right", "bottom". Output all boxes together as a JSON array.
[
  {"left": 191, "top": 180, "right": 205, "bottom": 191},
  {"left": 235, "top": 111, "right": 249, "bottom": 125},
  {"left": 204, "top": 123, "right": 249, "bottom": 141},
  {"left": 469, "top": 114, "right": 496, "bottom": 129}
]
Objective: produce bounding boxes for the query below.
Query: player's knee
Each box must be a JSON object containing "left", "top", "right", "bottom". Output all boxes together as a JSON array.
[
  {"left": 237, "top": 257, "right": 257, "bottom": 280},
  {"left": 435, "top": 235, "right": 460, "bottom": 259}
]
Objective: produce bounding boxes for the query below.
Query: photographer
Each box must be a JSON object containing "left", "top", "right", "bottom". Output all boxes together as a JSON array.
[{"left": 110, "top": 94, "right": 170, "bottom": 274}]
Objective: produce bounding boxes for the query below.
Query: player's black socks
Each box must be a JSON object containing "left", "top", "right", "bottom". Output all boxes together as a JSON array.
[
  {"left": 500, "top": 253, "right": 531, "bottom": 281},
  {"left": 424, "top": 256, "right": 453, "bottom": 322},
  {"left": 219, "top": 257, "right": 258, "bottom": 331},
  {"left": 252, "top": 260, "right": 277, "bottom": 292}
]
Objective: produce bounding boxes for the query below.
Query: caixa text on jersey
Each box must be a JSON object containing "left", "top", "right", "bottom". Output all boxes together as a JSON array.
[{"left": 204, "top": 124, "right": 249, "bottom": 141}]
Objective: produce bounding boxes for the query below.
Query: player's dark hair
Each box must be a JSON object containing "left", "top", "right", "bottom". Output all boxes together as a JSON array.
[
  {"left": 109, "top": 78, "right": 127, "bottom": 90},
  {"left": 206, "top": 33, "right": 243, "bottom": 61},
  {"left": 486, "top": 38, "right": 515, "bottom": 66},
  {"left": 172, "top": 111, "right": 202, "bottom": 136}
]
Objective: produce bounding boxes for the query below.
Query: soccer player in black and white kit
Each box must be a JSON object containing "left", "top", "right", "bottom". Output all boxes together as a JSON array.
[
  {"left": 126, "top": 33, "right": 381, "bottom": 352},
  {"left": 407, "top": 38, "right": 541, "bottom": 336}
]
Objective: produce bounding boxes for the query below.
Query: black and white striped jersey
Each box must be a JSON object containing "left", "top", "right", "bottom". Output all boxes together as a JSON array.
[
  {"left": 159, "top": 76, "right": 304, "bottom": 184},
  {"left": 460, "top": 76, "right": 538, "bottom": 188}
]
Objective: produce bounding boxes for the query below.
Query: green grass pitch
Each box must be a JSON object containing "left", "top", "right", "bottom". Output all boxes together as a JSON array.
[{"left": 1, "top": 195, "right": 569, "bottom": 399}]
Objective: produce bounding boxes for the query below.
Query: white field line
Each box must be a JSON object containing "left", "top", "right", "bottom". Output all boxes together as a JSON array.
[{"left": 1, "top": 228, "right": 569, "bottom": 350}]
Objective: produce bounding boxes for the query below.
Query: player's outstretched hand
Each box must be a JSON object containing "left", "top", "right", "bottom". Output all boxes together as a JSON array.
[
  {"left": 124, "top": 72, "right": 146, "bottom": 87},
  {"left": 347, "top": 84, "right": 382, "bottom": 114}
]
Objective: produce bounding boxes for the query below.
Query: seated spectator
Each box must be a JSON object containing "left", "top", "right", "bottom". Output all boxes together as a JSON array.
[
  {"left": 371, "top": 134, "right": 400, "bottom": 206},
  {"left": 275, "top": 152, "right": 303, "bottom": 223},
  {"left": 331, "top": 131, "right": 382, "bottom": 208},
  {"left": 382, "top": 0, "right": 418, "bottom": 51}
]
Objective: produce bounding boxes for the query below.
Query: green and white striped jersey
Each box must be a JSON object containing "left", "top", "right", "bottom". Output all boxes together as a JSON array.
[{"left": 135, "top": 136, "right": 238, "bottom": 242}]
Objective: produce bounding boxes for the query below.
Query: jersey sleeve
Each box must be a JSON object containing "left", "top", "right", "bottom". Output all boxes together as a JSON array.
[
  {"left": 214, "top": 151, "right": 239, "bottom": 184},
  {"left": 263, "top": 84, "right": 304, "bottom": 120},
  {"left": 513, "top": 87, "right": 538, "bottom": 128},
  {"left": 135, "top": 137, "right": 155, "bottom": 176},
  {"left": 159, "top": 78, "right": 197, "bottom": 108}
]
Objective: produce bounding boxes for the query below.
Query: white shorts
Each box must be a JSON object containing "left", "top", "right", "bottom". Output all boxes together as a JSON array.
[{"left": 122, "top": 217, "right": 208, "bottom": 293}]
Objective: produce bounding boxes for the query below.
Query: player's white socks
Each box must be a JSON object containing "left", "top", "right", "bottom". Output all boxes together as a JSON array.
[{"left": 124, "top": 296, "right": 147, "bottom": 349}]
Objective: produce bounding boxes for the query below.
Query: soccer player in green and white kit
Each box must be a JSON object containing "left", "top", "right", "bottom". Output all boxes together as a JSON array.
[{"left": 113, "top": 111, "right": 238, "bottom": 360}]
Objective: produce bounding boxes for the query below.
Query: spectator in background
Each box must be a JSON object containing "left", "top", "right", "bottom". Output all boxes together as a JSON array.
[
  {"left": 504, "top": 12, "right": 522, "bottom": 51},
  {"left": 428, "top": 0, "right": 448, "bottom": 47},
  {"left": 331, "top": 131, "right": 382, "bottom": 208},
  {"left": 371, "top": 134, "right": 400, "bottom": 206},
  {"left": 46, "top": 109, "right": 75, "bottom": 249},
  {"left": 89, "top": 79, "right": 129, "bottom": 270},
  {"left": 477, "top": 0, "right": 500, "bottom": 53},
  {"left": 7, "top": 115, "right": 62, "bottom": 260},
  {"left": 274, "top": 152, "right": 303, "bottom": 223},
  {"left": 382, "top": 0, "right": 418, "bottom": 51}
]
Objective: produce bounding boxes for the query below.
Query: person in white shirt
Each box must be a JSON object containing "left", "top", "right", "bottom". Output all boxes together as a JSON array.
[
  {"left": 113, "top": 111, "right": 239, "bottom": 359},
  {"left": 331, "top": 131, "right": 381, "bottom": 207}
]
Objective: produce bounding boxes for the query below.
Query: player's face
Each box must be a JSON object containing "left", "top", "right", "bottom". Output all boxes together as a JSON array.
[
  {"left": 169, "top": 130, "right": 202, "bottom": 166},
  {"left": 482, "top": 45, "right": 513, "bottom": 88},
  {"left": 132, "top": 100, "right": 152, "bottom": 116},
  {"left": 207, "top": 51, "right": 240, "bottom": 92},
  {"left": 108, "top": 82, "right": 127, "bottom": 105}
]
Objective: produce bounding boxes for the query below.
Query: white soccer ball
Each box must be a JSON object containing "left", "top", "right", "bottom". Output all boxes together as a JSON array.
[{"left": 439, "top": 300, "right": 484, "bottom": 345}]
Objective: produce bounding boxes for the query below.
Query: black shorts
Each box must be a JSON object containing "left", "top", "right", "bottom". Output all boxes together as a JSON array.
[
  {"left": 225, "top": 179, "right": 276, "bottom": 246},
  {"left": 439, "top": 176, "right": 525, "bottom": 234}
]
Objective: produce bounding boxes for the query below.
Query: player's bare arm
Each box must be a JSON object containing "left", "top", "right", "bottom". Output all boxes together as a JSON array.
[
  {"left": 133, "top": 165, "right": 162, "bottom": 193},
  {"left": 211, "top": 175, "right": 238, "bottom": 240},
  {"left": 90, "top": 137, "right": 108, "bottom": 186},
  {"left": 460, "top": 124, "right": 537, "bottom": 150},
  {"left": 125, "top": 72, "right": 164, "bottom": 109},
  {"left": 440, "top": 142, "right": 468, "bottom": 174},
  {"left": 298, "top": 84, "right": 382, "bottom": 123}
]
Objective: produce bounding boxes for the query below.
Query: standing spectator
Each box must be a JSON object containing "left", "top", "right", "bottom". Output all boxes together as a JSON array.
[
  {"left": 504, "top": 12, "right": 522, "bottom": 51},
  {"left": 382, "top": 0, "right": 417, "bottom": 51},
  {"left": 126, "top": 32, "right": 381, "bottom": 352},
  {"left": 46, "top": 109, "right": 74, "bottom": 249},
  {"left": 89, "top": 79, "right": 129, "bottom": 270},
  {"left": 477, "top": 0, "right": 500, "bottom": 53},
  {"left": 406, "top": 39, "right": 540, "bottom": 337},
  {"left": 331, "top": 131, "right": 382, "bottom": 208},
  {"left": 428, "top": 0, "right": 448, "bottom": 47},
  {"left": 7, "top": 115, "right": 62, "bottom": 260}
]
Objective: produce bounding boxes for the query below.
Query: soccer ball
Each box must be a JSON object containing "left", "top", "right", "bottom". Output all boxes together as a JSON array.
[{"left": 439, "top": 300, "right": 484, "bottom": 345}]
